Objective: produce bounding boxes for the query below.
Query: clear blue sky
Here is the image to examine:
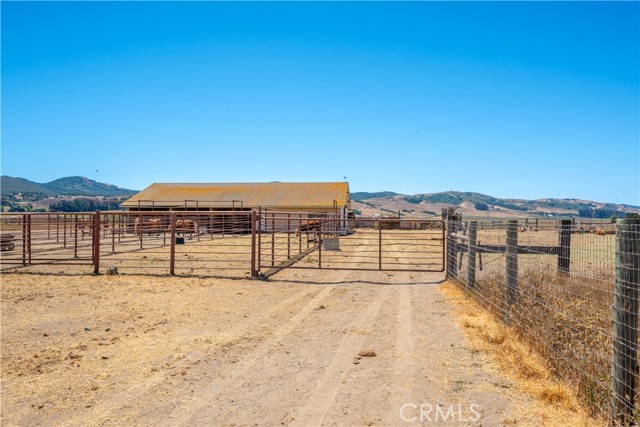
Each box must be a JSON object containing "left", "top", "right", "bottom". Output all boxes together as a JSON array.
[{"left": 2, "top": 2, "right": 638, "bottom": 204}]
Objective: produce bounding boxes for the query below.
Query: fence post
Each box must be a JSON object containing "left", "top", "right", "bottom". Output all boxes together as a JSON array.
[
  {"left": 27, "top": 215, "right": 31, "bottom": 264},
  {"left": 93, "top": 211, "right": 101, "bottom": 274},
  {"left": 111, "top": 214, "right": 116, "bottom": 253},
  {"left": 558, "top": 219, "right": 572, "bottom": 274},
  {"left": 250, "top": 211, "right": 257, "bottom": 277},
  {"left": 22, "top": 214, "right": 27, "bottom": 266},
  {"left": 446, "top": 216, "right": 458, "bottom": 278},
  {"left": 318, "top": 220, "right": 322, "bottom": 269},
  {"left": 169, "top": 212, "right": 176, "bottom": 275},
  {"left": 271, "top": 214, "right": 275, "bottom": 267},
  {"left": 74, "top": 214, "right": 78, "bottom": 258},
  {"left": 505, "top": 220, "right": 519, "bottom": 321},
  {"left": 379, "top": 222, "right": 382, "bottom": 270},
  {"left": 287, "top": 213, "right": 291, "bottom": 260},
  {"left": 467, "top": 220, "right": 477, "bottom": 290},
  {"left": 611, "top": 218, "right": 640, "bottom": 425},
  {"left": 257, "top": 208, "right": 262, "bottom": 273}
]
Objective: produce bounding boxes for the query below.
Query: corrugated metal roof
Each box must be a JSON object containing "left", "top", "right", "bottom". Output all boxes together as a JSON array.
[{"left": 121, "top": 182, "right": 351, "bottom": 209}]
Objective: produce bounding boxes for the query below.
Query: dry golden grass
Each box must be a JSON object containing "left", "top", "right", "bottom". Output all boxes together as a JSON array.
[
  {"left": 441, "top": 280, "right": 606, "bottom": 427},
  {"left": 456, "top": 268, "right": 615, "bottom": 416}
]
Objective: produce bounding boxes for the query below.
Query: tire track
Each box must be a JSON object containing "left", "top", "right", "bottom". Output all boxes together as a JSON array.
[
  {"left": 290, "top": 286, "right": 391, "bottom": 426},
  {"left": 157, "top": 285, "right": 337, "bottom": 427},
  {"left": 387, "top": 284, "right": 419, "bottom": 426},
  {"left": 55, "top": 285, "right": 321, "bottom": 427}
]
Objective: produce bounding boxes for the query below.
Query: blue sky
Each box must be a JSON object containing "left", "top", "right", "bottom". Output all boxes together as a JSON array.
[{"left": 2, "top": 2, "right": 638, "bottom": 204}]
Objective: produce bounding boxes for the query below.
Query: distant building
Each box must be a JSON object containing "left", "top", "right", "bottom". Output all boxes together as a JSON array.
[{"left": 121, "top": 182, "right": 352, "bottom": 219}]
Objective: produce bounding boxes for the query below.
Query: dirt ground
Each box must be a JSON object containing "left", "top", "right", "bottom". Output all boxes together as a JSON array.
[
  {"left": 2, "top": 220, "right": 593, "bottom": 427},
  {"left": 2, "top": 266, "right": 560, "bottom": 427}
]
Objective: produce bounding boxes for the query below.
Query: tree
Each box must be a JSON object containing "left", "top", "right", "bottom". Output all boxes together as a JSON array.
[
  {"left": 474, "top": 202, "right": 489, "bottom": 211},
  {"left": 49, "top": 198, "right": 122, "bottom": 212}
]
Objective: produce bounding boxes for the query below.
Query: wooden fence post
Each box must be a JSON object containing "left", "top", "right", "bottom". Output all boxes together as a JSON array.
[
  {"left": 169, "top": 212, "right": 176, "bottom": 275},
  {"left": 611, "top": 218, "right": 640, "bottom": 425},
  {"left": 93, "top": 211, "right": 101, "bottom": 274},
  {"left": 505, "top": 220, "right": 519, "bottom": 320},
  {"left": 558, "top": 219, "right": 572, "bottom": 274},
  {"left": 467, "top": 221, "right": 478, "bottom": 290},
  {"left": 446, "top": 216, "right": 458, "bottom": 278}
]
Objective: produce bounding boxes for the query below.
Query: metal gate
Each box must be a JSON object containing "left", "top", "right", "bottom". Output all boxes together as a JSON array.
[{"left": 257, "top": 211, "right": 445, "bottom": 273}]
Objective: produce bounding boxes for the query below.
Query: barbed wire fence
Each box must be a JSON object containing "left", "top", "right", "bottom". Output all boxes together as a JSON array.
[{"left": 445, "top": 211, "right": 639, "bottom": 426}]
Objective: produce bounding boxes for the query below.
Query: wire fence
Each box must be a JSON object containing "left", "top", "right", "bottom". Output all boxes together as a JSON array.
[{"left": 445, "top": 214, "right": 639, "bottom": 425}]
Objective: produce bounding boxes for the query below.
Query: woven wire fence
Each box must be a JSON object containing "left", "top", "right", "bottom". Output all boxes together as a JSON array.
[{"left": 446, "top": 216, "right": 639, "bottom": 425}]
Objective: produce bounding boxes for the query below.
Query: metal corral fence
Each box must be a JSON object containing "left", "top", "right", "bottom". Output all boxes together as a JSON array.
[
  {"left": 445, "top": 213, "right": 639, "bottom": 426},
  {"left": 0, "top": 211, "right": 261, "bottom": 277},
  {"left": 0, "top": 210, "right": 444, "bottom": 277}
]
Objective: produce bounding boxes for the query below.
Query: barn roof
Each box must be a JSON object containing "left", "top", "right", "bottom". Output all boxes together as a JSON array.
[{"left": 121, "top": 182, "right": 351, "bottom": 210}]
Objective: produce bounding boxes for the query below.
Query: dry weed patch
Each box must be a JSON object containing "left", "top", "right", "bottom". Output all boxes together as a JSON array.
[{"left": 441, "top": 280, "right": 605, "bottom": 427}]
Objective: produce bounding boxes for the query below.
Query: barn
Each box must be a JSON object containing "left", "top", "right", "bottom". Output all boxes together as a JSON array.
[{"left": 121, "top": 182, "right": 352, "bottom": 220}]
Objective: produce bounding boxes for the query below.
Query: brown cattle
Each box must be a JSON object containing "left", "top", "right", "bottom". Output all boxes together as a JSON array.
[
  {"left": 175, "top": 219, "right": 198, "bottom": 238},
  {"left": 133, "top": 217, "right": 166, "bottom": 235}
]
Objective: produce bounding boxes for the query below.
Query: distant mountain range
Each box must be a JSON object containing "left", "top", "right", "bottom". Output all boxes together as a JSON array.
[
  {"left": 351, "top": 191, "right": 640, "bottom": 218},
  {"left": 2, "top": 176, "right": 638, "bottom": 218},
  {"left": 1, "top": 176, "right": 138, "bottom": 198}
]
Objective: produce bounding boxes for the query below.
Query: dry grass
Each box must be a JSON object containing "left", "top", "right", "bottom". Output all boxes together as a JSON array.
[
  {"left": 457, "top": 269, "right": 615, "bottom": 416},
  {"left": 452, "top": 224, "right": 622, "bottom": 420},
  {"left": 441, "top": 280, "right": 606, "bottom": 427}
]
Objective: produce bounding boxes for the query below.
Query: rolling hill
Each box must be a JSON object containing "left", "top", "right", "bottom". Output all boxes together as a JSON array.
[
  {"left": 1, "top": 176, "right": 137, "bottom": 198},
  {"left": 351, "top": 191, "right": 640, "bottom": 219},
  {"left": 0, "top": 176, "right": 55, "bottom": 198}
]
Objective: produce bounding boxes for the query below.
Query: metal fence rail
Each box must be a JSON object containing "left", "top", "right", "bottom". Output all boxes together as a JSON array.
[
  {"left": 1, "top": 211, "right": 446, "bottom": 276},
  {"left": 445, "top": 213, "right": 639, "bottom": 425},
  {"left": 0, "top": 211, "right": 258, "bottom": 277},
  {"left": 0, "top": 213, "right": 95, "bottom": 268},
  {"left": 257, "top": 213, "right": 445, "bottom": 274}
]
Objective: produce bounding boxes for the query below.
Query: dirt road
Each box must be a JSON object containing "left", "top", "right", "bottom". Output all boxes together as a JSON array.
[{"left": 1, "top": 226, "right": 547, "bottom": 426}]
